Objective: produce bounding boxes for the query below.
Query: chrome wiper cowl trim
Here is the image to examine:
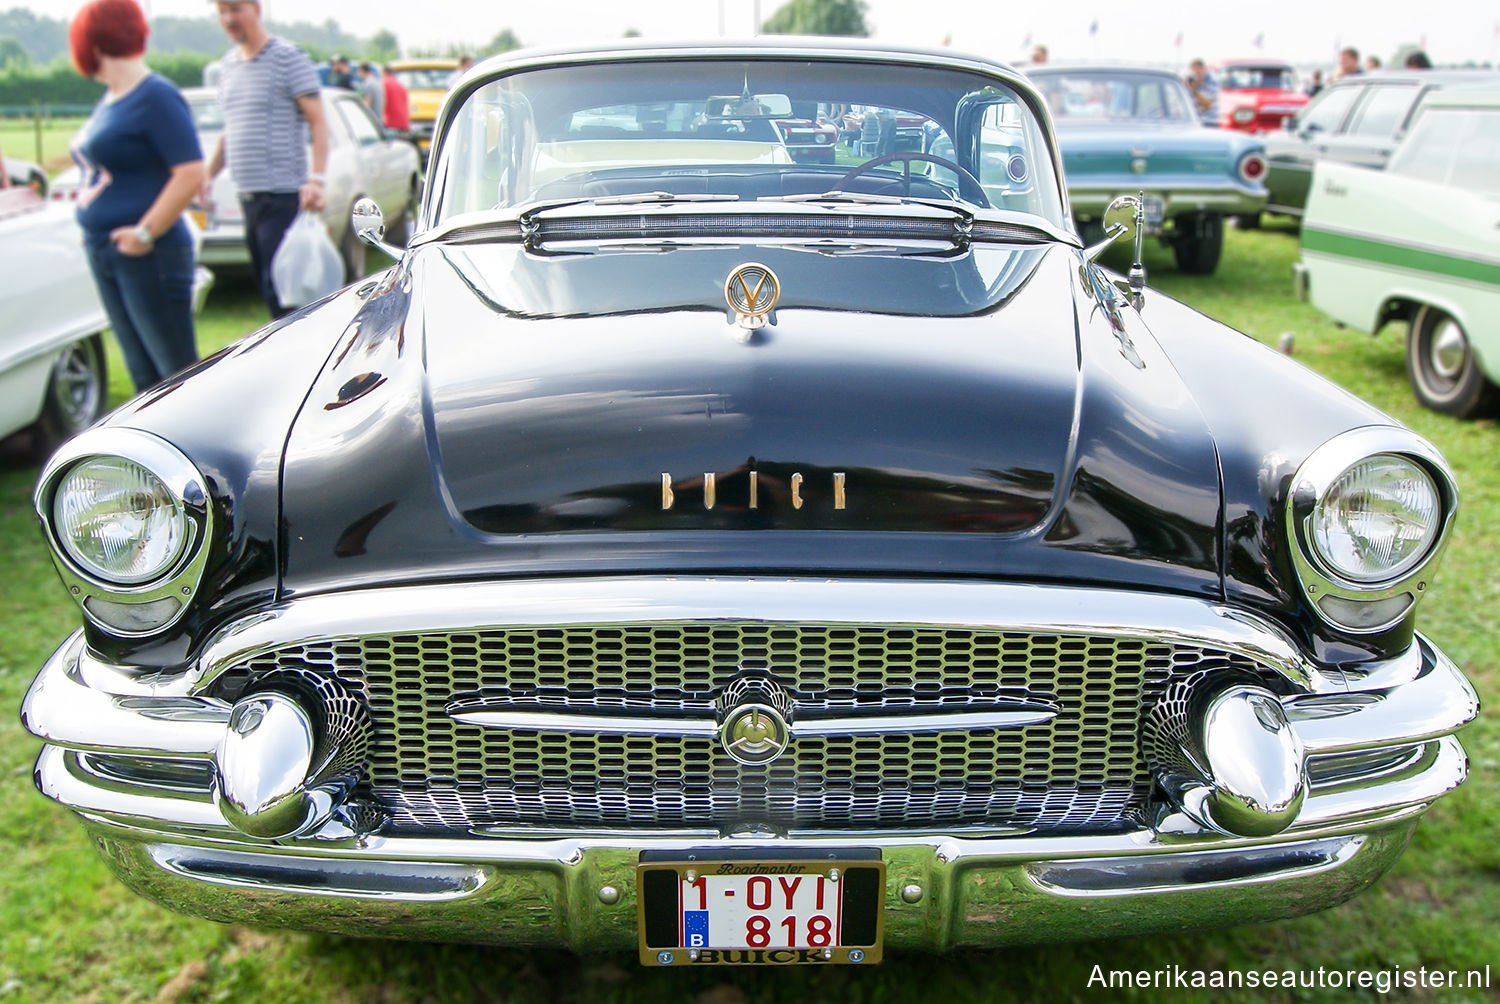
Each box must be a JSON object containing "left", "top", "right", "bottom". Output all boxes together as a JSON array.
[{"left": 415, "top": 201, "right": 1070, "bottom": 249}]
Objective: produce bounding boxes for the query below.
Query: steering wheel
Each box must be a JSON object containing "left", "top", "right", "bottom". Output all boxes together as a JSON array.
[{"left": 836, "top": 152, "right": 990, "bottom": 208}]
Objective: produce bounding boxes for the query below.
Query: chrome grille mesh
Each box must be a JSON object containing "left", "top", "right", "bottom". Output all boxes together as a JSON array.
[{"left": 210, "top": 623, "right": 1269, "bottom": 833}]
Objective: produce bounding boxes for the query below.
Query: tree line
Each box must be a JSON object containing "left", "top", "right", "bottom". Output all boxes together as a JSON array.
[{"left": 0, "top": 5, "right": 530, "bottom": 109}]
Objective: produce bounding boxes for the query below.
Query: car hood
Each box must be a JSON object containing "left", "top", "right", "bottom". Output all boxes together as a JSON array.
[{"left": 278, "top": 238, "right": 1223, "bottom": 596}]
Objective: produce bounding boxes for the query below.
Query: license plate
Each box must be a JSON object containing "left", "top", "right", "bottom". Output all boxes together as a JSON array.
[
  {"left": 1141, "top": 194, "right": 1167, "bottom": 227},
  {"left": 637, "top": 855, "right": 885, "bottom": 966}
]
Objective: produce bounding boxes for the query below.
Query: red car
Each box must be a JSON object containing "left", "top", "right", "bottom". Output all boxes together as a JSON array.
[
  {"left": 1216, "top": 60, "right": 1308, "bottom": 132},
  {"left": 774, "top": 102, "right": 840, "bottom": 163}
]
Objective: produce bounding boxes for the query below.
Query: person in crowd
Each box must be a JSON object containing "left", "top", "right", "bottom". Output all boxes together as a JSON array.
[
  {"left": 446, "top": 53, "right": 473, "bottom": 89},
  {"left": 1334, "top": 46, "right": 1361, "bottom": 80},
  {"left": 328, "top": 54, "right": 354, "bottom": 89},
  {"left": 206, "top": 0, "right": 328, "bottom": 318},
  {"left": 1366, "top": 55, "right": 1382, "bottom": 71},
  {"left": 381, "top": 62, "right": 410, "bottom": 136},
  {"left": 357, "top": 61, "right": 383, "bottom": 119},
  {"left": 1306, "top": 68, "right": 1324, "bottom": 96},
  {"left": 876, "top": 106, "right": 898, "bottom": 156},
  {"left": 1185, "top": 58, "right": 1219, "bottom": 126},
  {"left": 1405, "top": 50, "right": 1433, "bottom": 69},
  {"left": 1029, "top": 44, "right": 1048, "bottom": 65},
  {"left": 68, "top": 0, "right": 204, "bottom": 392},
  {"left": 858, "top": 108, "right": 881, "bottom": 157}
]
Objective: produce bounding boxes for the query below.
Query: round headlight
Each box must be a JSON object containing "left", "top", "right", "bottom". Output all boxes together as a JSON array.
[
  {"left": 1310, "top": 455, "right": 1441, "bottom": 583},
  {"left": 52, "top": 457, "right": 189, "bottom": 584}
]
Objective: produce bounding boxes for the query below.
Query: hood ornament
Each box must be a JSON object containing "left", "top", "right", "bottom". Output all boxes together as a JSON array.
[{"left": 725, "top": 263, "right": 780, "bottom": 332}]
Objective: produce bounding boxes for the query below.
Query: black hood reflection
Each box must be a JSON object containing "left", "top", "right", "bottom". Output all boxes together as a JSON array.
[{"left": 278, "top": 240, "right": 1223, "bottom": 598}]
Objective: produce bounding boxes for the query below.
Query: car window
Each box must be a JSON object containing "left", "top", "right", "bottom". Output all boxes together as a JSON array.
[
  {"left": 1388, "top": 107, "right": 1465, "bottom": 183},
  {"left": 1345, "top": 85, "right": 1420, "bottom": 138},
  {"left": 1033, "top": 71, "right": 1196, "bottom": 124},
  {"left": 1224, "top": 66, "right": 1295, "bottom": 90},
  {"left": 394, "top": 68, "right": 453, "bottom": 90},
  {"left": 434, "top": 58, "right": 1067, "bottom": 227},
  {"left": 337, "top": 99, "right": 384, "bottom": 145},
  {"left": 1449, "top": 109, "right": 1500, "bottom": 194},
  {"left": 186, "top": 96, "right": 224, "bottom": 133},
  {"left": 1297, "top": 85, "right": 1360, "bottom": 134}
]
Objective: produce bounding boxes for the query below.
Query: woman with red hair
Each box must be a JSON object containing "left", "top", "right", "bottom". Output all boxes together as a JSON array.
[{"left": 69, "top": 0, "right": 204, "bottom": 393}]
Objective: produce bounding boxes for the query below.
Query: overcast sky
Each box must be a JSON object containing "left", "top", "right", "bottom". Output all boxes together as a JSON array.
[{"left": 12, "top": 0, "right": 1500, "bottom": 67}]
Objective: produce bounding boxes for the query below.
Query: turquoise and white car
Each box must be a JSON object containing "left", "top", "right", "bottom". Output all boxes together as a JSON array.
[
  {"left": 1298, "top": 86, "right": 1500, "bottom": 417},
  {"left": 1026, "top": 65, "right": 1269, "bottom": 275}
]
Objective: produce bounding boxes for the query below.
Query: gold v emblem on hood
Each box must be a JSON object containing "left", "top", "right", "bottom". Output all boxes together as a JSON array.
[{"left": 725, "top": 263, "right": 780, "bottom": 331}]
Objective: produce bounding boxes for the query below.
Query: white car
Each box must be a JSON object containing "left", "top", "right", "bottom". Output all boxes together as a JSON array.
[
  {"left": 53, "top": 87, "right": 421, "bottom": 282},
  {"left": 1297, "top": 86, "right": 1500, "bottom": 417},
  {"left": 3, "top": 152, "right": 48, "bottom": 195},
  {"left": 0, "top": 186, "right": 109, "bottom": 453}
]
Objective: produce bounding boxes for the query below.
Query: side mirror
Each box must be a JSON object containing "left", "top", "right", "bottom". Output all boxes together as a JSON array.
[
  {"left": 1102, "top": 194, "right": 1147, "bottom": 309},
  {"left": 1084, "top": 194, "right": 1140, "bottom": 261},
  {"left": 352, "top": 197, "right": 404, "bottom": 259},
  {"left": 1101, "top": 195, "right": 1140, "bottom": 247},
  {"left": 352, "top": 197, "right": 385, "bottom": 242}
]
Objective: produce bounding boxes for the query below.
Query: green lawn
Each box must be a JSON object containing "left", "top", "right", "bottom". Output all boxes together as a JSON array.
[
  {"left": 0, "top": 116, "right": 87, "bottom": 174},
  {"left": 0, "top": 226, "right": 1494, "bottom": 1003}
]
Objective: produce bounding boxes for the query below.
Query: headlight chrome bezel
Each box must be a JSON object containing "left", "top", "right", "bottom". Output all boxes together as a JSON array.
[
  {"left": 34, "top": 429, "right": 214, "bottom": 638},
  {"left": 1286, "top": 427, "right": 1458, "bottom": 634}
]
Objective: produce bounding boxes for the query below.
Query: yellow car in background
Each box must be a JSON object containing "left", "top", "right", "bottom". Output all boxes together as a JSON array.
[{"left": 389, "top": 58, "right": 459, "bottom": 152}]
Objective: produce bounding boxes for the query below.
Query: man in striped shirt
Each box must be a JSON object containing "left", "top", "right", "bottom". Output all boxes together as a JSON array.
[{"left": 205, "top": 1, "right": 329, "bottom": 317}]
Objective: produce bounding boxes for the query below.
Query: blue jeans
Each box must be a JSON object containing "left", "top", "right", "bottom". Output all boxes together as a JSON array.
[{"left": 85, "top": 238, "right": 198, "bottom": 393}]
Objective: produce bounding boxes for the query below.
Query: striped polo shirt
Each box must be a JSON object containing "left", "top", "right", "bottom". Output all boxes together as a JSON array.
[{"left": 217, "top": 37, "right": 321, "bottom": 194}]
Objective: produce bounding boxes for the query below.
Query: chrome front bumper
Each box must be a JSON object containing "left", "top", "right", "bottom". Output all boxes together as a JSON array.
[
  {"left": 197, "top": 230, "right": 250, "bottom": 269},
  {"left": 68, "top": 804, "right": 1430, "bottom": 951},
  {"left": 22, "top": 579, "right": 1477, "bottom": 950}
]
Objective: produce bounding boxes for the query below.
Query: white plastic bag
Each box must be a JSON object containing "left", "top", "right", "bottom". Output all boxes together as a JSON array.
[{"left": 271, "top": 211, "right": 344, "bottom": 308}]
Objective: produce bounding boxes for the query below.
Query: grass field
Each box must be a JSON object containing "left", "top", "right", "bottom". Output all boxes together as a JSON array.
[
  {"left": 0, "top": 224, "right": 1494, "bottom": 1003},
  {"left": 0, "top": 116, "right": 87, "bottom": 174}
]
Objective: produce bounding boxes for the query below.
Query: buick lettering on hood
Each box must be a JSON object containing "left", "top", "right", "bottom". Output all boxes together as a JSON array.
[{"left": 21, "top": 40, "right": 1475, "bottom": 965}]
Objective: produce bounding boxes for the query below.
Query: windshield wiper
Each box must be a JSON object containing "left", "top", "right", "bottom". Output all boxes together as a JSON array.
[
  {"left": 759, "top": 191, "right": 903, "bottom": 205},
  {"left": 591, "top": 191, "right": 741, "bottom": 205}
]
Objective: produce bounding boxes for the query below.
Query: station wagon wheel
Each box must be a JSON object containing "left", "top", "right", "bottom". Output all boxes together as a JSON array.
[
  {"left": 35, "top": 334, "right": 106, "bottom": 457},
  {"left": 1406, "top": 305, "right": 1495, "bottom": 418},
  {"left": 836, "top": 152, "right": 990, "bottom": 207}
]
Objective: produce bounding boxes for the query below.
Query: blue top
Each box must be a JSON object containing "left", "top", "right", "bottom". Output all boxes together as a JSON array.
[{"left": 71, "top": 73, "right": 202, "bottom": 246}]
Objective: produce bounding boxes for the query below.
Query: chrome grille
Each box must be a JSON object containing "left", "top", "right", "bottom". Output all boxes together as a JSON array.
[{"left": 210, "top": 623, "right": 1270, "bottom": 833}]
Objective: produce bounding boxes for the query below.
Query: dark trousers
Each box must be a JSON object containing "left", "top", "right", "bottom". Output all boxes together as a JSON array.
[
  {"left": 241, "top": 191, "right": 301, "bottom": 318},
  {"left": 84, "top": 238, "right": 198, "bottom": 393}
]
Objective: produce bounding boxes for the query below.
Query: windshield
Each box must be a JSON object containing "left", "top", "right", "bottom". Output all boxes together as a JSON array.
[
  {"left": 1031, "top": 71, "right": 1198, "bottom": 124},
  {"left": 431, "top": 57, "right": 1065, "bottom": 228},
  {"left": 186, "top": 94, "right": 224, "bottom": 134},
  {"left": 1223, "top": 65, "right": 1296, "bottom": 91},
  {"left": 394, "top": 67, "right": 455, "bottom": 91}
]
